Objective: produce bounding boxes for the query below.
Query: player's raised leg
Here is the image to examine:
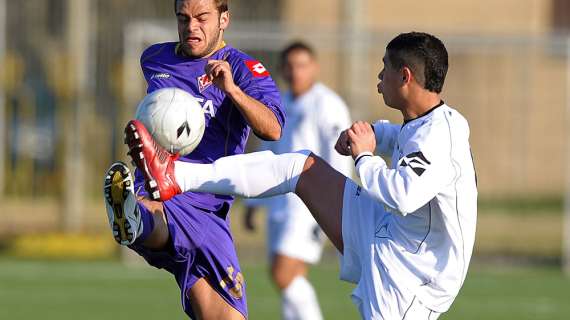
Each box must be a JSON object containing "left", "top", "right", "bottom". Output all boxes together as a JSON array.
[
  {"left": 103, "top": 160, "right": 170, "bottom": 250},
  {"left": 125, "top": 119, "right": 347, "bottom": 252},
  {"left": 294, "top": 155, "right": 346, "bottom": 252},
  {"left": 103, "top": 162, "right": 142, "bottom": 245},
  {"left": 176, "top": 151, "right": 347, "bottom": 251}
]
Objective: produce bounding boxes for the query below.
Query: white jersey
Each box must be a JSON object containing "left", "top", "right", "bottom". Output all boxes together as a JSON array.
[
  {"left": 347, "top": 103, "right": 477, "bottom": 313},
  {"left": 249, "top": 82, "right": 352, "bottom": 261}
]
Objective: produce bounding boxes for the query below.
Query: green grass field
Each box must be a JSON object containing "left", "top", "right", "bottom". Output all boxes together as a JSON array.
[{"left": 1, "top": 258, "right": 569, "bottom": 319}]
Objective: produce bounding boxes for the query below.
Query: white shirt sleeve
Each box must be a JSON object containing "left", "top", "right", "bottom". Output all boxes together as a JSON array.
[
  {"left": 356, "top": 122, "right": 455, "bottom": 215},
  {"left": 372, "top": 120, "right": 401, "bottom": 156}
]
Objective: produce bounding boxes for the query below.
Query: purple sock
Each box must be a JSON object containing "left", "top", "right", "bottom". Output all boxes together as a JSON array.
[{"left": 133, "top": 202, "right": 155, "bottom": 245}]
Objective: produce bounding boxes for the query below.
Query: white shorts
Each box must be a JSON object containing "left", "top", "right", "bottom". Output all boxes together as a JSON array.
[
  {"left": 266, "top": 193, "right": 325, "bottom": 264},
  {"left": 339, "top": 179, "right": 441, "bottom": 320}
]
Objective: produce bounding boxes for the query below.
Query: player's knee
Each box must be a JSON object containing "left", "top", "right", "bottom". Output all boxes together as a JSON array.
[
  {"left": 301, "top": 152, "right": 318, "bottom": 172},
  {"left": 270, "top": 258, "right": 307, "bottom": 291},
  {"left": 271, "top": 269, "right": 292, "bottom": 290}
]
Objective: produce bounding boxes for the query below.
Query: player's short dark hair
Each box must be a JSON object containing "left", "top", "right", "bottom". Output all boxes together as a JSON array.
[
  {"left": 280, "top": 41, "right": 316, "bottom": 67},
  {"left": 386, "top": 32, "right": 448, "bottom": 93},
  {"left": 174, "top": 0, "right": 229, "bottom": 13}
]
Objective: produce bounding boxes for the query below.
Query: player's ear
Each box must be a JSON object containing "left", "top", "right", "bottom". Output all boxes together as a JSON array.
[
  {"left": 402, "top": 67, "right": 413, "bottom": 85},
  {"left": 219, "top": 10, "right": 230, "bottom": 30}
]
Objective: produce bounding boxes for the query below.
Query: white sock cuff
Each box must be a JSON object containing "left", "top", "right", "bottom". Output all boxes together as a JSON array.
[
  {"left": 282, "top": 275, "right": 323, "bottom": 320},
  {"left": 283, "top": 276, "right": 309, "bottom": 297},
  {"left": 287, "top": 150, "right": 311, "bottom": 193}
]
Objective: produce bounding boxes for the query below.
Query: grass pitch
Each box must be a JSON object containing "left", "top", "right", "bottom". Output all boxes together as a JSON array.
[{"left": 0, "top": 258, "right": 569, "bottom": 319}]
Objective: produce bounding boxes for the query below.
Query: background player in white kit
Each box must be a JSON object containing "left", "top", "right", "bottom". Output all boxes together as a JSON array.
[
  {"left": 127, "top": 32, "right": 478, "bottom": 319},
  {"left": 243, "top": 41, "right": 352, "bottom": 320}
]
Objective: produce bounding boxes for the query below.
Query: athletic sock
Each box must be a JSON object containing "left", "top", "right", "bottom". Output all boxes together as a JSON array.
[
  {"left": 174, "top": 150, "right": 310, "bottom": 198},
  {"left": 282, "top": 276, "right": 323, "bottom": 320},
  {"left": 132, "top": 203, "right": 154, "bottom": 245}
]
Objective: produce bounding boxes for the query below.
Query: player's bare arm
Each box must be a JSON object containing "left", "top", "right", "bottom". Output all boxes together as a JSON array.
[{"left": 206, "top": 59, "right": 282, "bottom": 140}]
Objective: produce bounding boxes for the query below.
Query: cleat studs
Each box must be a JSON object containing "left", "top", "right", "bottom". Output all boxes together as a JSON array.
[{"left": 149, "top": 180, "right": 157, "bottom": 188}]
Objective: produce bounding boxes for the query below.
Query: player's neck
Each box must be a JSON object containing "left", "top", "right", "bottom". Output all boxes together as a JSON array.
[
  {"left": 401, "top": 93, "right": 442, "bottom": 122},
  {"left": 201, "top": 38, "right": 226, "bottom": 59},
  {"left": 178, "top": 39, "right": 226, "bottom": 59}
]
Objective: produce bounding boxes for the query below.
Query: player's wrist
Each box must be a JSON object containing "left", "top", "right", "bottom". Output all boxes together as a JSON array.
[
  {"left": 354, "top": 151, "right": 373, "bottom": 166},
  {"left": 224, "top": 83, "right": 242, "bottom": 97}
]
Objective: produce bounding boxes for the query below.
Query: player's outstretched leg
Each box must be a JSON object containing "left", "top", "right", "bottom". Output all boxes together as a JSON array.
[
  {"left": 126, "top": 119, "right": 346, "bottom": 250},
  {"left": 124, "top": 119, "right": 181, "bottom": 201},
  {"left": 103, "top": 161, "right": 142, "bottom": 245}
]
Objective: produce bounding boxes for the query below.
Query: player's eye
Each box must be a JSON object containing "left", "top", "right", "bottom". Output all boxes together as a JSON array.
[
  {"left": 177, "top": 15, "right": 189, "bottom": 24},
  {"left": 195, "top": 14, "right": 209, "bottom": 23}
]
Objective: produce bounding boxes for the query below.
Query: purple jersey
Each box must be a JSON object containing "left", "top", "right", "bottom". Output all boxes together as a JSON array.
[
  {"left": 129, "top": 43, "right": 284, "bottom": 318},
  {"left": 136, "top": 42, "right": 285, "bottom": 211}
]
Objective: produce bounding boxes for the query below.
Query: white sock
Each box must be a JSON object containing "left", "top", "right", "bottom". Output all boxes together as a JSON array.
[
  {"left": 174, "top": 150, "right": 310, "bottom": 198},
  {"left": 282, "top": 276, "right": 323, "bottom": 320}
]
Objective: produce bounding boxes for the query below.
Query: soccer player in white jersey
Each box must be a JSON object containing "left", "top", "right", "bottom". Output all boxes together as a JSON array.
[
  {"left": 124, "top": 31, "right": 477, "bottom": 319},
  {"left": 244, "top": 41, "right": 352, "bottom": 320}
]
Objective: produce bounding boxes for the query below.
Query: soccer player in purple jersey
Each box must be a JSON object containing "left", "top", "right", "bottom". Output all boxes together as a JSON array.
[{"left": 103, "top": 0, "right": 285, "bottom": 319}]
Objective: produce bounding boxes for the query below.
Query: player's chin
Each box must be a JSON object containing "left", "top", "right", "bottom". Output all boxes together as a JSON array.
[{"left": 183, "top": 42, "right": 205, "bottom": 56}]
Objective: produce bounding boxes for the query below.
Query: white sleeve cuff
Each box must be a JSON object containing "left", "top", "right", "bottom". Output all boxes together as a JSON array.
[{"left": 354, "top": 152, "right": 374, "bottom": 167}]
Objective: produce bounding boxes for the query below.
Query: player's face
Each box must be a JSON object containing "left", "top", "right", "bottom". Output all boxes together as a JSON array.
[
  {"left": 282, "top": 49, "right": 318, "bottom": 97},
  {"left": 377, "top": 52, "right": 404, "bottom": 110},
  {"left": 176, "top": 0, "right": 229, "bottom": 58}
]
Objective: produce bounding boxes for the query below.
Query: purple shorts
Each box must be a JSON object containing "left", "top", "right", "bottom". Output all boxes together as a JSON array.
[{"left": 129, "top": 196, "right": 247, "bottom": 319}]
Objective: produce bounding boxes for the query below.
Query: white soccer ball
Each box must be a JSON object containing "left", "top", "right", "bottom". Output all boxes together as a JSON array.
[{"left": 135, "top": 87, "right": 205, "bottom": 156}]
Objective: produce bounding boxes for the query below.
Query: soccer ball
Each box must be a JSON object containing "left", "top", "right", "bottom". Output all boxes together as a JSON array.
[{"left": 135, "top": 87, "right": 205, "bottom": 156}]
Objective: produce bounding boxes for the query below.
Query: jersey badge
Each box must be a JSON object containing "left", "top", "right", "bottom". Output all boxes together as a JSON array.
[
  {"left": 245, "top": 60, "right": 270, "bottom": 77},
  {"left": 197, "top": 74, "right": 213, "bottom": 92}
]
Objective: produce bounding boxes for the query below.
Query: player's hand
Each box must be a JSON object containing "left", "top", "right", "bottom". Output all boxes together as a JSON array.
[
  {"left": 346, "top": 121, "right": 376, "bottom": 159},
  {"left": 335, "top": 129, "right": 352, "bottom": 156},
  {"left": 205, "top": 59, "right": 237, "bottom": 93},
  {"left": 243, "top": 206, "right": 257, "bottom": 232}
]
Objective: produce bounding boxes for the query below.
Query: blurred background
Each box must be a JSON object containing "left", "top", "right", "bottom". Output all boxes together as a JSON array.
[{"left": 1, "top": 0, "right": 570, "bottom": 319}]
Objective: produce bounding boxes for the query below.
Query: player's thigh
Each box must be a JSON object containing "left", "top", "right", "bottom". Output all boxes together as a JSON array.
[
  {"left": 137, "top": 197, "right": 169, "bottom": 250},
  {"left": 188, "top": 278, "right": 246, "bottom": 320},
  {"left": 295, "top": 153, "right": 347, "bottom": 252}
]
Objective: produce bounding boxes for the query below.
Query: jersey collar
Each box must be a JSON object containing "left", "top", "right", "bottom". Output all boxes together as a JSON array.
[
  {"left": 175, "top": 41, "right": 227, "bottom": 58},
  {"left": 403, "top": 100, "right": 444, "bottom": 125}
]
